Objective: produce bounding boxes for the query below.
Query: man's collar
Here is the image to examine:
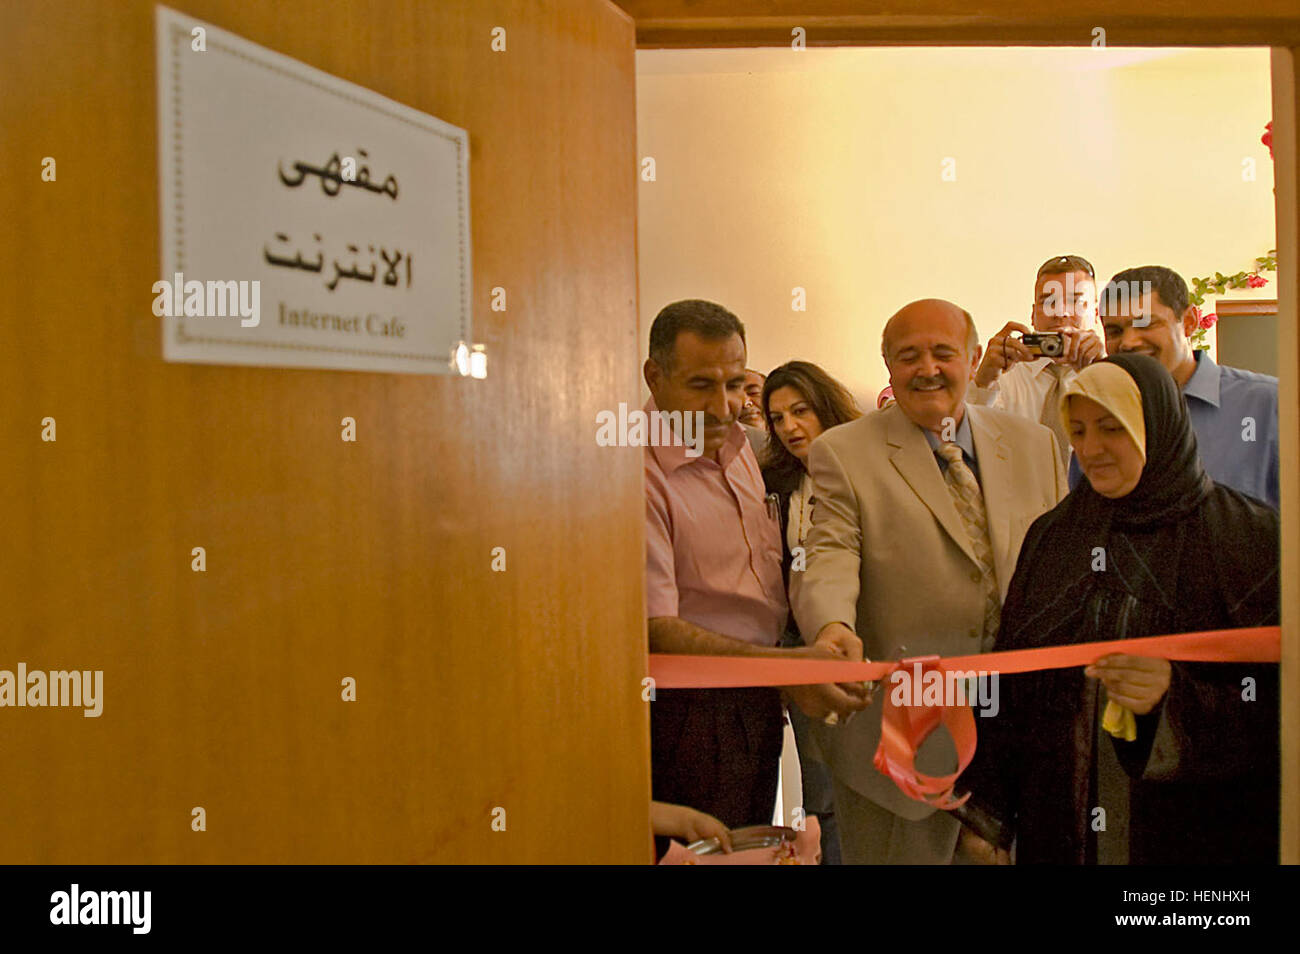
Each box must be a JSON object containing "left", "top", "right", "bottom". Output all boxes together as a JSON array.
[
  {"left": 1183, "top": 350, "right": 1221, "bottom": 408},
  {"left": 717, "top": 423, "right": 746, "bottom": 466},
  {"left": 644, "top": 397, "right": 742, "bottom": 472},
  {"left": 921, "top": 404, "right": 976, "bottom": 459}
]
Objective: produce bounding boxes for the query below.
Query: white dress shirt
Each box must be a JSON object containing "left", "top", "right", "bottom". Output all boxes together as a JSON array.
[
  {"left": 785, "top": 472, "right": 815, "bottom": 553},
  {"left": 969, "top": 356, "right": 1078, "bottom": 421}
]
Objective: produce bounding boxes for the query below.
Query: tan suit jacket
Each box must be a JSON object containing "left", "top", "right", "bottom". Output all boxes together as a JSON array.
[{"left": 790, "top": 401, "right": 1067, "bottom": 821}]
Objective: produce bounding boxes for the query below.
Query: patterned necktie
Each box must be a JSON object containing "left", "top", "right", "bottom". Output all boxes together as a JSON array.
[
  {"left": 1040, "top": 363, "right": 1072, "bottom": 469},
  {"left": 937, "top": 443, "right": 1000, "bottom": 645}
]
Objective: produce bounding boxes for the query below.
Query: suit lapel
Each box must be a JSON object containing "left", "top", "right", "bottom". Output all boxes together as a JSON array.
[
  {"left": 885, "top": 406, "right": 978, "bottom": 567},
  {"left": 966, "top": 405, "right": 1016, "bottom": 592}
]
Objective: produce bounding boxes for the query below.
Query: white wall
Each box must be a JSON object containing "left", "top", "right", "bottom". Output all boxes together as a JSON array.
[{"left": 636, "top": 47, "right": 1276, "bottom": 406}]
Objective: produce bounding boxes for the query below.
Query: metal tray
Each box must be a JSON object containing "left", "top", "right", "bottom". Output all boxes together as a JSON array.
[{"left": 687, "top": 825, "right": 798, "bottom": 855}]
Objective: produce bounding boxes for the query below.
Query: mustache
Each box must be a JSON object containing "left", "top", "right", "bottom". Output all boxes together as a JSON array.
[{"left": 909, "top": 375, "right": 948, "bottom": 389}]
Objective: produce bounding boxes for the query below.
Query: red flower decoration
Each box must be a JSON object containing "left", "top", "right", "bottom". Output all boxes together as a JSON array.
[
  {"left": 1247, "top": 274, "right": 1268, "bottom": 288},
  {"left": 1263, "top": 121, "right": 1273, "bottom": 160},
  {"left": 1200, "top": 312, "right": 1218, "bottom": 330}
]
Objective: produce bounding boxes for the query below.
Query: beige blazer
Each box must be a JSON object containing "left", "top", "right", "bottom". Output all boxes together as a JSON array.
[{"left": 790, "top": 401, "right": 1067, "bottom": 820}]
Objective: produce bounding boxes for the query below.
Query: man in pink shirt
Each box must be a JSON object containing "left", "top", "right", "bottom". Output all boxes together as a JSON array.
[{"left": 644, "top": 299, "right": 868, "bottom": 841}]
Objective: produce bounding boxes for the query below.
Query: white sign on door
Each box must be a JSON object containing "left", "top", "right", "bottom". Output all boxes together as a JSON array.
[{"left": 155, "top": 5, "right": 471, "bottom": 374}]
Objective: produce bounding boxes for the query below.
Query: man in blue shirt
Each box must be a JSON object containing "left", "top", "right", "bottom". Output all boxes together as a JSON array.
[{"left": 1067, "top": 265, "right": 1279, "bottom": 509}]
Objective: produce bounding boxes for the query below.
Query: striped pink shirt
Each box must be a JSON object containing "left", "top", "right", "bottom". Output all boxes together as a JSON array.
[{"left": 644, "top": 398, "right": 787, "bottom": 647}]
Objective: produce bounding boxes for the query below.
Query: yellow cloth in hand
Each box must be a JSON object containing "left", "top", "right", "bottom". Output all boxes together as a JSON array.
[{"left": 1102, "top": 700, "right": 1137, "bottom": 742}]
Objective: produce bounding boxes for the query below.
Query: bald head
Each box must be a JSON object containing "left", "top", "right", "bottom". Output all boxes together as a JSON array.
[
  {"left": 881, "top": 299, "right": 982, "bottom": 434},
  {"left": 881, "top": 299, "right": 978, "bottom": 363}
]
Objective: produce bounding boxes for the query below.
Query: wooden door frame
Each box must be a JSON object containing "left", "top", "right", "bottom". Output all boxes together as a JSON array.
[{"left": 616, "top": 1, "right": 1300, "bottom": 864}]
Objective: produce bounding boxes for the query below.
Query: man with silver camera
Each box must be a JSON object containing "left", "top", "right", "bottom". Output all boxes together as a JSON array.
[{"left": 970, "top": 255, "right": 1106, "bottom": 466}]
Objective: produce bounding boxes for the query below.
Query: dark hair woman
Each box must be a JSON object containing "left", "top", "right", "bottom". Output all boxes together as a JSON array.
[
  {"left": 759, "top": 360, "right": 861, "bottom": 865},
  {"left": 955, "top": 353, "right": 1279, "bottom": 864},
  {"left": 761, "top": 361, "right": 861, "bottom": 499}
]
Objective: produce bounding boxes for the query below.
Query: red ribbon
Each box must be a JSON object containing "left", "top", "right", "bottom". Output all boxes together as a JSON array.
[
  {"left": 647, "top": 626, "right": 1280, "bottom": 807},
  {"left": 874, "top": 655, "right": 976, "bottom": 809}
]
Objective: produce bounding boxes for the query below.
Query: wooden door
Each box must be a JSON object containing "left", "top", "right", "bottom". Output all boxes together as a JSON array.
[{"left": 0, "top": 0, "right": 649, "bottom": 864}]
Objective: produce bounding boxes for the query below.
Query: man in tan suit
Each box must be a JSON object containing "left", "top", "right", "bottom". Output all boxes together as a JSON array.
[{"left": 791, "top": 299, "right": 1067, "bottom": 864}]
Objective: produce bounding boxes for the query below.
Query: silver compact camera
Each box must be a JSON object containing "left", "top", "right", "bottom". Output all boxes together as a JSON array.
[{"left": 1019, "top": 332, "right": 1064, "bottom": 357}]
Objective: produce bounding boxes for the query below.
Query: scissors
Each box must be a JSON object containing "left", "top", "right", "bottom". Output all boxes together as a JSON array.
[{"left": 823, "top": 646, "right": 889, "bottom": 726}]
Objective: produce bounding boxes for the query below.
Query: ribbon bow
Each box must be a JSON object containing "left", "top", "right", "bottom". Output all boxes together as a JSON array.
[{"left": 872, "top": 655, "right": 976, "bottom": 810}]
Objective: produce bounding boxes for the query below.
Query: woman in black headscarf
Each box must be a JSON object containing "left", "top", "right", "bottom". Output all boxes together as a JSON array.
[{"left": 954, "top": 353, "right": 1279, "bottom": 865}]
